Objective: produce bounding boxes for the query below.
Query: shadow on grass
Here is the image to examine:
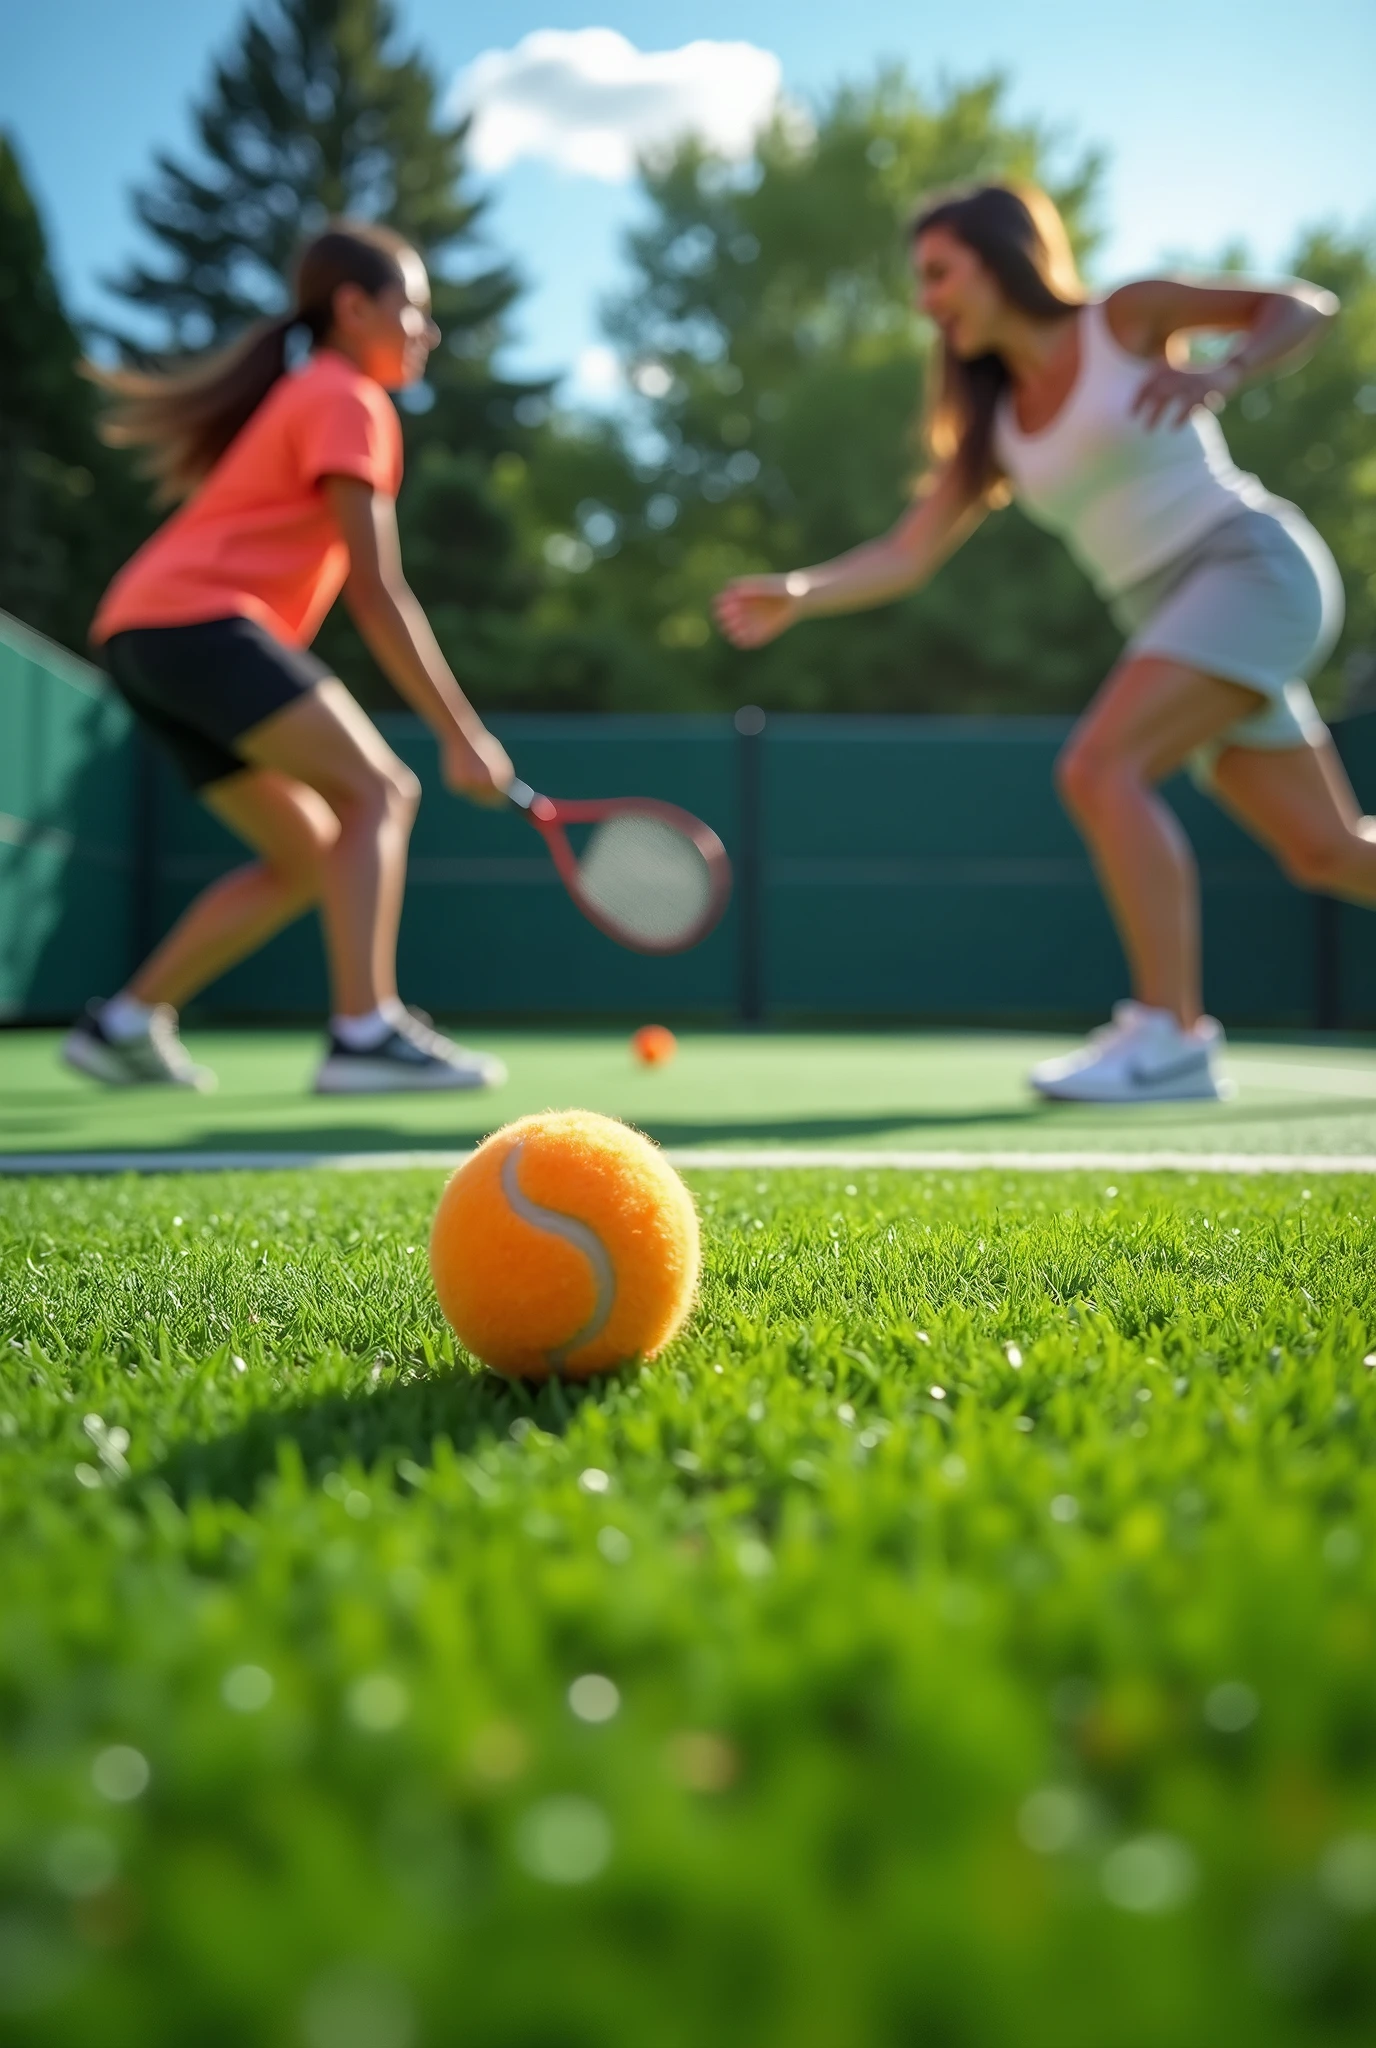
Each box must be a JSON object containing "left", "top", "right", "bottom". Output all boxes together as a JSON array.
[
  {"left": 1076, "top": 1093, "right": 1376, "bottom": 1132},
  {"left": 968, "top": 1092, "right": 1376, "bottom": 1137},
  {"left": 14, "top": 1091, "right": 1375, "bottom": 1168},
  {"left": 176, "top": 1119, "right": 502, "bottom": 1152},
  {"left": 152, "top": 1363, "right": 606, "bottom": 1509},
  {"left": 144, "top": 1104, "right": 1062, "bottom": 1156}
]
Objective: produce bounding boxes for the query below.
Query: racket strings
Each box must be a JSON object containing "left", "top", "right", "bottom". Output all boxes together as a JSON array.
[{"left": 573, "top": 813, "right": 715, "bottom": 947}]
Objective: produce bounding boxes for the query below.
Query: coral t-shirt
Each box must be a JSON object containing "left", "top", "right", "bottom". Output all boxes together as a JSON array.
[{"left": 92, "top": 350, "right": 404, "bottom": 648}]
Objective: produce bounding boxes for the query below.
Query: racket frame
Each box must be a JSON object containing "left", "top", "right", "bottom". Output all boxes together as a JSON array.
[{"left": 507, "top": 780, "right": 732, "bottom": 955}]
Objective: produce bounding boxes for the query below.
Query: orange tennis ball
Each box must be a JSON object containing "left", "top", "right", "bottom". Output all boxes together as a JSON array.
[
  {"left": 632, "top": 1024, "right": 677, "bottom": 1066},
  {"left": 429, "top": 1110, "right": 700, "bottom": 1379}
]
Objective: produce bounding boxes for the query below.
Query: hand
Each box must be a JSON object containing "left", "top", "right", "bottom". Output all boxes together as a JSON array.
[
  {"left": 1131, "top": 360, "right": 1240, "bottom": 430},
  {"left": 713, "top": 574, "right": 805, "bottom": 649},
  {"left": 442, "top": 724, "right": 514, "bottom": 806}
]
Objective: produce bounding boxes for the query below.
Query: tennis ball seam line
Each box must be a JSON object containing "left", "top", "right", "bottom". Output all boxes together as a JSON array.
[{"left": 499, "top": 1142, "right": 616, "bottom": 1367}]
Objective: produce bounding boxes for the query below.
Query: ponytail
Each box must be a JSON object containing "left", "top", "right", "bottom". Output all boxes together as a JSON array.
[
  {"left": 88, "top": 220, "right": 413, "bottom": 502},
  {"left": 91, "top": 315, "right": 296, "bottom": 503}
]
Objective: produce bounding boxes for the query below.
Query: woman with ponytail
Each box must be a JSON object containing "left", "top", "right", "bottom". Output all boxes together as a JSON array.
[
  {"left": 716, "top": 182, "right": 1371, "bottom": 1102},
  {"left": 67, "top": 221, "right": 512, "bottom": 1095}
]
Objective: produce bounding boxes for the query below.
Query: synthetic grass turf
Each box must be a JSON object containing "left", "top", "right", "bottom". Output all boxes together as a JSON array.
[
  {"left": 4, "top": 1027, "right": 1376, "bottom": 1161},
  {"left": 2, "top": 1165, "right": 1376, "bottom": 2045}
]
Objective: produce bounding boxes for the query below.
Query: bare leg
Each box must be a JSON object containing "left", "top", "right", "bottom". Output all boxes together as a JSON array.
[
  {"left": 1210, "top": 737, "right": 1376, "bottom": 902},
  {"left": 234, "top": 680, "right": 420, "bottom": 1016},
  {"left": 1055, "top": 657, "right": 1269, "bottom": 1026},
  {"left": 128, "top": 771, "right": 339, "bottom": 1009}
]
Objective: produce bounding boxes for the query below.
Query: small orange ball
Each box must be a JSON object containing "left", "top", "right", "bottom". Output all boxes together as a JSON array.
[
  {"left": 429, "top": 1110, "right": 700, "bottom": 1379},
  {"left": 632, "top": 1024, "right": 677, "bottom": 1066}
]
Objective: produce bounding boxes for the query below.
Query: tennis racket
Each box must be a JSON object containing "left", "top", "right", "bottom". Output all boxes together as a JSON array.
[{"left": 506, "top": 779, "right": 732, "bottom": 955}]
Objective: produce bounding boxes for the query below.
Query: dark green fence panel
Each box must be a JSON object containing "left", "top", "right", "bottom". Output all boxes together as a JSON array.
[
  {"left": 2, "top": 611, "right": 1373, "bottom": 1028},
  {"left": 0, "top": 613, "right": 136, "bottom": 1019},
  {"left": 759, "top": 715, "right": 1340, "bottom": 1025},
  {"left": 764, "top": 718, "right": 1116, "bottom": 1021}
]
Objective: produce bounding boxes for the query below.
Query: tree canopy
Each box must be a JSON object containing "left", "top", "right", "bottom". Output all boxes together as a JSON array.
[
  {"left": 505, "top": 68, "right": 1375, "bottom": 717},
  {"left": 0, "top": 136, "right": 149, "bottom": 650},
  {"left": 104, "top": 0, "right": 539, "bottom": 704},
  {"left": 5, "top": 40, "right": 1373, "bottom": 719},
  {"left": 504, "top": 72, "right": 1121, "bottom": 714}
]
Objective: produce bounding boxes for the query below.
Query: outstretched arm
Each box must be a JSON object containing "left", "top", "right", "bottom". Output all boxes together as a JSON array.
[
  {"left": 324, "top": 474, "right": 512, "bottom": 803},
  {"left": 1108, "top": 275, "right": 1339, "bottom": 429},
  {"left": 713, "top": 464, "right": 985, "bottom": 650}
]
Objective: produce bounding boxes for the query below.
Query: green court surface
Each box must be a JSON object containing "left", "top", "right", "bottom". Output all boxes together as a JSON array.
[{"left": 3, "top": 1027, "right": 1376, "bottom": 1167}]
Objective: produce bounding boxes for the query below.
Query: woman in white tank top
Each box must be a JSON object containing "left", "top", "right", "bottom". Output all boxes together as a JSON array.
[{"left": 715, "top": 181, "right": 1369, "bottom": 1103}]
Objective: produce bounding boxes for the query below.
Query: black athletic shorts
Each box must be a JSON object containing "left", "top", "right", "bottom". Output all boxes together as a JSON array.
[{"left": 100, "top": 616, "right": 331, "bottom": 791}]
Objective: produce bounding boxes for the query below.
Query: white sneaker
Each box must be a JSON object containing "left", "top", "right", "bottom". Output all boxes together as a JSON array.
[
  {"left": 1029, "top": 1001, "right": 1231, "bottom": 1103},
  {"left": 62, "top": 999, "right": 217, "bottom": 1091},
  {"left": 313, "top": 1010, "right": 507, "bottom": 1095}
]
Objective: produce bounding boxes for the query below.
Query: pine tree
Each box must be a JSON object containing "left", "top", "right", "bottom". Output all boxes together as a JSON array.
[
  {"left": 0, "top": 135, "right": 151, "bottom": 651},
  {"left": 106, "top": 0, "right": 539, "bottom": 703}
]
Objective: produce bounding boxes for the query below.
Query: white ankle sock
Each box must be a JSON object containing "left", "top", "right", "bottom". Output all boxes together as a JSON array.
[
  {"left": 331, "top": 999, "right": 406, "bottom": 1050},
  {"left": 100, "top": 993, "right": 159, "bottom": 1043}
]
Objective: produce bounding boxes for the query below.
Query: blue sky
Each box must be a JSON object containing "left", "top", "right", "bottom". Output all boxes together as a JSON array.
[{"left": 4, "top": 1, "right": 1374, "bottom": 402}]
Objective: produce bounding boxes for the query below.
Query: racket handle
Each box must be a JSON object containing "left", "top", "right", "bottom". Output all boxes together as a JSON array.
[{"left": 506, "top": 778, "right": 557, "bottom": 825}]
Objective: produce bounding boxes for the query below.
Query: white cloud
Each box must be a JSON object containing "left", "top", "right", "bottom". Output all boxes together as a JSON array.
[{"left": 451, "top": 28, "right": 782, "bottom": 184}]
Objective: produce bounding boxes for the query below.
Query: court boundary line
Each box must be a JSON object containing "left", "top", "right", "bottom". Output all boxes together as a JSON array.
[{"left": 2, "top": 1147, "right": 1375, "bottom": 1176}]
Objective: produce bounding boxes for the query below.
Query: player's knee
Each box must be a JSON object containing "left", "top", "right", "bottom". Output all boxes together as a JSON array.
[
  {"left": 338, "top": 757, "right": 420, "bottom": 829},
  {"left": 1055, "top": 739, "right": 1111, "bottom": 821},
  {"left": 371, "top": 756, "right": 422, "bottom": 825},
  {"left": 387, "top": 761, "right": 423, "bottom": 819},
  {"left": 1058, "top": 734, "right": 1146, "bottom": 827},
  {"left": 1280, "top": 832, "right": 1352, "bottom": 894}
]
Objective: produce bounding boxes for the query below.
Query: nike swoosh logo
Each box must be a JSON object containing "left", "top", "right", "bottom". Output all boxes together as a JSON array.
[{"left": 1127, "top": 1052, "right": 1210, "bottom": 1087}]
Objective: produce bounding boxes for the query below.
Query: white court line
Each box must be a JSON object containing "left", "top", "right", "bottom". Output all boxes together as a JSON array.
[
  {"left": 668, "top": 1149, "right": 1376, "bottom": 1174},
  {"left": 2, "top": 1147, "right": 1375, "bottom": 1176}
]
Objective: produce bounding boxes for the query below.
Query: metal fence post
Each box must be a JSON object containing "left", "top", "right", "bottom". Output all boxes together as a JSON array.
[
  {"left": 735, "top": 705, "right": 766, "bottom": 1025},
  {"left": 1314, "top": 894, "right": 1342, "bottom": 1031}
]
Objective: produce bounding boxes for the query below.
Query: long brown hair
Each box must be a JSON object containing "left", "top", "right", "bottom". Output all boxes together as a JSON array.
[
  {"left": 88, "top": 221, "right": 414, "bottom": 502},
  {"left": 911, "top": 182, "right": 1085, "bottom": 502}
]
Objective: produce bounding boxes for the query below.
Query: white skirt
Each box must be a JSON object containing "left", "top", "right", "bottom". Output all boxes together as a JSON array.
[{"left": 1109, "top": 501, "right": 1344, "bottom": 757}]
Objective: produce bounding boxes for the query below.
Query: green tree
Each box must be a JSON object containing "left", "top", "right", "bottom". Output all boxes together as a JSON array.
[
  {"left": 510, "top": 71, "right": 1122, "bottom": 714},
  {"left": 106, "top": 0, "right": 539, "bottom": 704},
  {"left": 0, "top": 135, "right": 150, "bottom": 651},
  {"left": 514, "top": 72, "right": 1376, "bottom": 718}
]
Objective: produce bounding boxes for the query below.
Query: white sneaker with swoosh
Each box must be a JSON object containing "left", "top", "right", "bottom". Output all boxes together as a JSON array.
[{"left": 1029, "top": 1002, "right": 1232, "bottom": 1103}]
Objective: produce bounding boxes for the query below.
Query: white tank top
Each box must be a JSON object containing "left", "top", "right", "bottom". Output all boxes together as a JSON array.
[{"left": 993, "top": 298, "right": 1268, "bottom": 596}]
